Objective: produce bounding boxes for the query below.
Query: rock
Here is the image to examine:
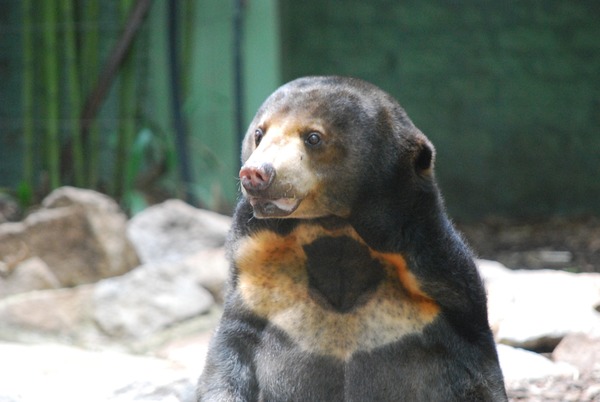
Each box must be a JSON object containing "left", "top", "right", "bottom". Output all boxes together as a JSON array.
[
  {"left": 0, "top": 342, "right": 196, "bottom": 402},
  {"left": 93, "top": 261, "right": 215, "bottom": 339},
  {"left": 581, "top": 378, "right": 600, "bottom": 402},
  {"left": 476, "top": 259, "right": 513, "bottom": 283},
  {"left": 127, "top": 199, "right": 231, "bottom": 264},
  {"left": 0, "top": 257, "right": 60, "bottom": 297},
  {"left": 502, "top": 249, "right": 575, "bottom": 270},
  {"left": 0, "top": 283, "right": 221, "bottom": 351},
  {"left": 128, "top": 305, "right": 222, "bottom": 354},
  {"left": 497, "top": 344, "right": 578, "bottom": 383},
  {"left": 182, "top": 248, "right": 229, "bottom": 303},
  {"left": 553, "top": 332, "right": 600, "bottom": 373},
  {"left": 506, "top": 375, "right": 597, "bottom": 402},
  {"left": 109, "top": 377, "right": 195, "bottom": 402},
  {"left": 0, "top": 193, "right": 20, "bottom": 223},
  {"left": 0, "top": 187, "right": 139, "bottom": 291},
  {"left": 156, "top": 331, "right": 213, "bottom": 376},
  {"left": 505, "top": 367, "right": 600, "bottom": 401},
  {"left": 0, "top": 285, "right": 104, "bottom": 345},
  {"left": 480, "top": 265, "right": 600, "bottom": 350}
]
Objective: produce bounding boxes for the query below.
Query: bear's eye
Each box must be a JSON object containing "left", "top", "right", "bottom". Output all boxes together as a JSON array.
[
  {"left": 254, "top": 129, "right": 264, "bottom": 146},
  {"left": 305, "top": 132, "right": 321, "bottom": 147}
]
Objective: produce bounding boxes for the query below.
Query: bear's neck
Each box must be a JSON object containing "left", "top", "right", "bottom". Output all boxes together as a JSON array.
[{"left": 349, "top": 185, "right": 455, "bottom": 254}]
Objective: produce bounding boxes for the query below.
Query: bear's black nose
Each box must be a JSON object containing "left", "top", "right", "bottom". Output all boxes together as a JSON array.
[{"left": 240, "top": 163, "right": 275, "bottom": 192}]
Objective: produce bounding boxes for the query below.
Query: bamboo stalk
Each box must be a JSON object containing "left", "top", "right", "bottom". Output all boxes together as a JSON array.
[
  {"left": 42, "top": 0, "right": 60, "bottom": 189},
  {"left": 82, "top": 1, "right": 100, "bottom": 188},
  {"left": 114, "top": 0, "right": 137, "bottom": 199},
  {"left": 182, "top": 0, "right": 194, "bottom": 96},
  {"left": 79, "top": 0, "right": 152, "bottom": 195},
  {"left": 22, "top": 0, "right": 34, "bottom": 194},
  {"left": 61, "top": 0, "right": 84, "bottom": 187}
]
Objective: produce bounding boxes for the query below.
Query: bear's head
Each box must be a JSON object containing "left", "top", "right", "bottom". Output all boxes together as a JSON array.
[{"left": 239, "top": 76, "right": 435, "bottom": 219}]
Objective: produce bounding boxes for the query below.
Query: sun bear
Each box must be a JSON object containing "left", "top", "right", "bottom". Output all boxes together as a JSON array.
[{"left": 198, "top": 76, "right": 507, "bottom": 401}]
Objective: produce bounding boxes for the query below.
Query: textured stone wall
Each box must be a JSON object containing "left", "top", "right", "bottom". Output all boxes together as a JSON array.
[{"left": 280, "top": 1, "right": 600, "bottom": 219}]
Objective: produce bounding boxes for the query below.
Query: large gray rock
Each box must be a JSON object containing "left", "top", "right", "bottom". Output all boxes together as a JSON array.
[
  {"left": 0, "top": 342, "right": 196, "bottom": 402},
  {"left": 478, "top": 260, "right": 600, "bottom": 350},
  {"left": 156, "top": 330, "right": 214, "bottom": 377},
  {"left": 182, "top": 248, "right": 229, "bottom": 303},
  {"left": 0, "top": 257, "right": 60, "bottom": 298},
  {"left": 552, "top": 332, "right": 600, "bottom": 374},
  {"left": 497, "top": 344, "right": 578, "bottom": 383},
  {"left": 93, "top": 261, "right": 215, "bottom": 339},
  {"left": 0, "top": 282, "right": 220, "bottom": 352},
  {"left": 127, "top": 199, "right": 231, "bottom": 264},
  {"left": 0, "top": 285, "right": 102, "bottom": 345},
  {"left": 0, "top": 250, "right": 224, "bottom": 346},
  {"left": 0, "top": 187, "right": 139, "bottom": 292}
]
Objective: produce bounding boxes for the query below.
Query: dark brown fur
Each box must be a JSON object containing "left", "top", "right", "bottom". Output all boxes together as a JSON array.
[{"left": 198, "top": 76, "right": 507, "bottom": 401}]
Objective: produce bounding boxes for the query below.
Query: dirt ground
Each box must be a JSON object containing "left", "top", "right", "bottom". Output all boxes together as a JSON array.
[
  {"left": 457, "top": 216, "right": 600, "bottom": 273},
  {"left": 506, "top": 370, "right": 600, "bottom": 401}
]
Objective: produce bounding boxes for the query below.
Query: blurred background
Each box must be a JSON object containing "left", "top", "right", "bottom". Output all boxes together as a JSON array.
[{"left": 0, "top": 0, "right": 599, "bottom": 269}]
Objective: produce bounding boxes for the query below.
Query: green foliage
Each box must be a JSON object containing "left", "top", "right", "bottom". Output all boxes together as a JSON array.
[
  {"left": 121, "top": 126, "right": 178, "bottom": 215},
  {"left": 5, "top": 0, "right": 283, "bottom": 214},
  {"left": 121, "top": 128, "right": 153, "bottom": 214},
  {"left": 16, "top": 181, "right": 33, "bottom": 209},
  {"left": 13, "top": 1, "right": 168, "bottom": 211}
]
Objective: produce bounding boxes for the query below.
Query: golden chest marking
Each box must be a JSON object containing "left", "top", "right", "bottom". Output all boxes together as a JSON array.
[{"left": 234, "top": 224, "right": 439, "bottom": 360}]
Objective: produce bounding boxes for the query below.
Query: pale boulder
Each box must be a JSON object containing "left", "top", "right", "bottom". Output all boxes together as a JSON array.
[
  {"left": 0, "top": 342, "right": 195, "bottom": 402},
  {"left": 0, "top": 187, "right": 139, "bottom": 291},
  {"left": 127, "top": 200, "right": 231, "bottom": 264},
  {"left": 478, "top": 261, "right": 600, "bottom": 350},
  {"left": 93, "top": 261, "right": 214, "bottom": 339}
]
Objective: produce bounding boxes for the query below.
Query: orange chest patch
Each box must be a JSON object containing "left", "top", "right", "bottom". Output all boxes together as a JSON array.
[{"left": 234, "top": 223, "right": 440, "bottom": 360}]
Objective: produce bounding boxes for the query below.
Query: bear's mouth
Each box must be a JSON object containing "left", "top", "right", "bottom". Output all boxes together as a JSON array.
[{"left": 248, "top": 197, "right": 300, "bottom": 218}]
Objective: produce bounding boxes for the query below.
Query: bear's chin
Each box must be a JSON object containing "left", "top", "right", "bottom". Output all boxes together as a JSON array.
[{"left": 249, "top": 197, "right": 300, "bottom": 219}]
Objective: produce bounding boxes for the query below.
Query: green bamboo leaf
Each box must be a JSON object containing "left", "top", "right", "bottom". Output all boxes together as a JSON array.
[
  {"left": 121, "top": 128, "right": 153, "bottom": 215},
  {"left": 16, "top": 181, "right": 33, "bottom": 209},
  {"left": 124, "top": 127, "right": 153, "bottom": 191},
  {"left": 123, "top": 190, "right": 148, "bottom": 216}
]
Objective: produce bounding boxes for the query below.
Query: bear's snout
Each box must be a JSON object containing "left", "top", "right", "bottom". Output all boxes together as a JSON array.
[{"left": 240, "top": 163, "right": 276, "bottom": 193}]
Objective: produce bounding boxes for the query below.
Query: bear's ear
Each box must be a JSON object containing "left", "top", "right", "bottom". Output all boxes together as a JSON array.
[{"left": 413, "top": 137, "right": 435, "bottom": 174}]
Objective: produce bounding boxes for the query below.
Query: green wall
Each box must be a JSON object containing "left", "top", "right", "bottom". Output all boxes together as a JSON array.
[
  {"left": 244, "top": 1, "right": 282, "bottom": 126},
  {"left": 280, "top": 1, "right": 600, "bottom": 220},
  {"left": 145, "top": 0, "right": 280, "bottom": 211}
]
